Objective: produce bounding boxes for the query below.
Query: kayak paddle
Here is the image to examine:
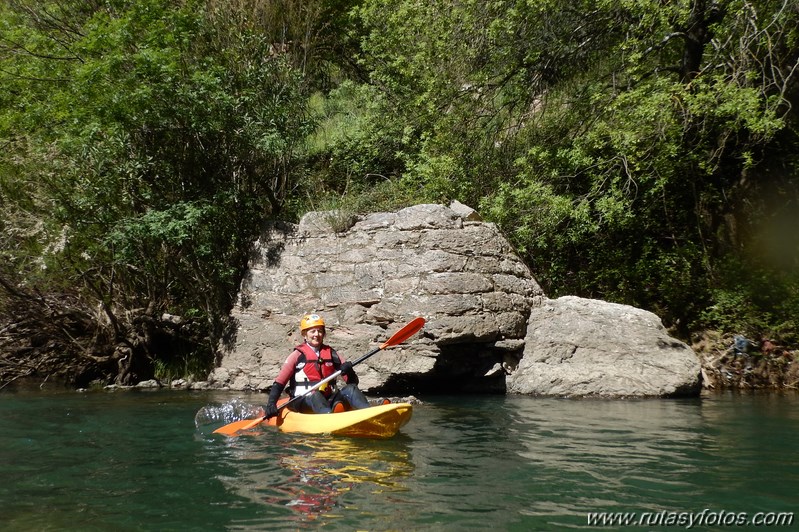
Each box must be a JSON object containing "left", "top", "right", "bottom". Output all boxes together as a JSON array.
[{"left": 213, "top": 316, "right": 426, "bottom": 436}]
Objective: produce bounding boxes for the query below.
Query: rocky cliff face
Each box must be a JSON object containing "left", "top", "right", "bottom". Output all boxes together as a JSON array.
[{"left": 209, "top": 204, "right": 700, "bottom": 397}]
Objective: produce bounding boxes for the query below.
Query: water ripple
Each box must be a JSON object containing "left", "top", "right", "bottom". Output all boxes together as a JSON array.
[{"left": 2, "top": 390, "right": 798, "bottom": 530}]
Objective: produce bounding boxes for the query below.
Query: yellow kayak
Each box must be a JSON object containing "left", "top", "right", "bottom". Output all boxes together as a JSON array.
[{"left": 265, "top": 403, "right": 413, "bottom": 438}]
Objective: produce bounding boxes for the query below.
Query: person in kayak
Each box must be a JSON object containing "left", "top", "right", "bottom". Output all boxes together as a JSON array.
[{"left": 263, "top": 314, "right": 372, "bottom": 417}]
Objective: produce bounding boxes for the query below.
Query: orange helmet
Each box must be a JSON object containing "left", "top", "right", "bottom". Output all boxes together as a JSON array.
[{"left": 300, "top": 313, "right": 325, "bottom": 333}]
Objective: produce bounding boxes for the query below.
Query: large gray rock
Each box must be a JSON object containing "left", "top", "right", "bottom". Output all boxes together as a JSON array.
[
  {"left": 210, "top": 204, "right": 701, "bottom": 397},
  {"left": 210, "top": 204, "right": 543, "bottom": 392},
  {"left": 507, "top": 296, "right": 701, "bottom": 397}
]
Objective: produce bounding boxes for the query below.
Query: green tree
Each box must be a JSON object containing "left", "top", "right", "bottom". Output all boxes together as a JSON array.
[
  {"left": 352, "top": 0, "right": 799, "bottom": 338},
  {"left": 0, "top": 0, "right": 314, "bottom": 384}
]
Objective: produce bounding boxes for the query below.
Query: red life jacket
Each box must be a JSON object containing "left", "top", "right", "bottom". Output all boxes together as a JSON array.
[{"left": 291, "top": 343, "right": 340, "bottom": 398}]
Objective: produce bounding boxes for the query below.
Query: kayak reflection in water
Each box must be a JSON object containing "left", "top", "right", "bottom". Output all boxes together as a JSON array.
[
  {"left": 267, "top": 438, "right": 413, "bottom": 520},
  {"left": 264, "top": 314, "right": 374, "bottom": 417}
]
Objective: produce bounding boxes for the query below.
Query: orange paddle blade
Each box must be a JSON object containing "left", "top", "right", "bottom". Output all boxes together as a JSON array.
[
  {"left": 213, "top": 415, "right": 266, "bottom": 436},
  {"left": 380, "top": 317, "right": 425, "bottom": 349}
]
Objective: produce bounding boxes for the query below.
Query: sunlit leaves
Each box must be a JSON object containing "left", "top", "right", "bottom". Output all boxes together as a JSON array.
[
  {"left": 0, "top": 0, "right": 314, "bottom": 362},
  {"left": 352, "top": 0, "right": 799, "bottom": 336}
]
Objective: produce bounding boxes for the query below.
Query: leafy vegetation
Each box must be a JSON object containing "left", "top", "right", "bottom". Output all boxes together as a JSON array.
[
  {"left": 347, "top": 0, "right": 799, "bottom": 341},
  {"left": 0, "top": 0, "right": 316, "bottom": 385},
  {"left": 1, "top": 0, "right": 798, "bottom": 386}
]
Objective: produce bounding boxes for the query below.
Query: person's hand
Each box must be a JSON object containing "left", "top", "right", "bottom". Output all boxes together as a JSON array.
[
  {"left": 340, "top": 361, "right": 354, "bottom": 376},
  {"left": 264, "top": 402, "right": 279, "bottom": 418}
]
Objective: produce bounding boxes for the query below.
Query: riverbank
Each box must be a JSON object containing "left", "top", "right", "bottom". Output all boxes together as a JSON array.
[
  {"left": 693, "top": 331, "right": 799, "bottom": 391},
  {"left": 5, "top": 329, "right": 798, "bottom": 394}
]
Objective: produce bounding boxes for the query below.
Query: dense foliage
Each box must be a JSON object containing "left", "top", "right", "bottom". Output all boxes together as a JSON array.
[
  {"left": 346, "top": 0, "right": 799, "bottom": 340},
  {"left": 0, "top": 0, "right": 319, "bottom": 384},
  {"left": 1, "top": 0, "right": 798, "bottom": 386}
]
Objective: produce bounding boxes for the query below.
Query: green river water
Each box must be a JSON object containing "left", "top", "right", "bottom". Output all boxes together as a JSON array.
[{"left": 1, "top": 389, "right": 797, "bottom": 531}]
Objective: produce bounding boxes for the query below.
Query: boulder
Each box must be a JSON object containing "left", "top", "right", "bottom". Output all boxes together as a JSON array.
[
  {"left": 210, "top": 204, "right": 543, "bottom": 393},
  {"left": 507, "top": 296, "right": 701, "bottom": 397}
]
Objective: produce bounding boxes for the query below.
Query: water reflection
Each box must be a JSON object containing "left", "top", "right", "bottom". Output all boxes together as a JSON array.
[
  {"left": 280, "top": 438, "right": 413, "bottom": 522},
  {"left": 211, "top": 429, "right": 413, "bottom": 528},
  {"left": 4, "top": 391, "right": 798, "bottom": 531},
  {"left": 503, "top": 397, "right": 708, "bottom": 520},
  {"left": 200, "top": 394, "right": 799, "bottom": 530},
  {"left": 694, "top": 391, "right": 799, "bottom": 510}
]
